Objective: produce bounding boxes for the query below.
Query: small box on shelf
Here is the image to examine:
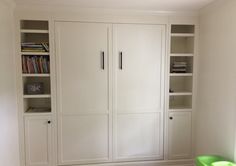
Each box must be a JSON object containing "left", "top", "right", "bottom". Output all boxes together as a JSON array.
[
  {"left": 23, "top": 77, "right": 51, "bottom": 95},
  {"left": 25, "top": 82, "right": 44, "bottom": 95}
]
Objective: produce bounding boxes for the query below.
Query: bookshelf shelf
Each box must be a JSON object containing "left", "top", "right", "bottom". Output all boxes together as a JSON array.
[
  {"left": 169, "top": 107, "right": 193, "bottom": 111},
  {"left": 20, "top": 29, "right": 49, "bottom": 34},
  {"left": 23, "top": 94, "right": 51, "bottom": 99},
  {"left": 169, "top": 92, "right": 192, "bottom": 96},
  {"left": 22, "top": 74, "right": 50, "bottom": 77},
  {"left": 170, "top": 73, "right": 193, "bottom": 77},
  {"left": 170, "top": 53, "right": 194, "bottom": 57},
  {"left": 171, "top": 33, "right": 194, "bottom": 37},
  {"left": 21, "top": 52, "right": 50, "bottom": 55},
  {"left": 24, "top": 112, "right": 52, "bottom": 116}
]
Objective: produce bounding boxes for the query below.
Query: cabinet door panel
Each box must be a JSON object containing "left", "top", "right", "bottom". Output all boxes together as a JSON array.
[
  {"left": 24, "top": 116, "right": 52, "bottom": 166},
  {"left": 114, "top": 24, "right": 164, "bottom": 112},
  {"left": 56, "top": 22, "right": 109, "bottom": 114},
  {"left": 113, "top": 24, "right": 165, "bottom": 160},
  {"left": 60, "top": 115, "right": 109, "bottom": 162},
  {"left": 117, "top": 113, "right": 162, "bottom": 159},
  {"left": 168, "top": 112, "right": 192, "bottom": 159},
  {"left": 55, "top": 22, "right": 111, "bottom": 165}
]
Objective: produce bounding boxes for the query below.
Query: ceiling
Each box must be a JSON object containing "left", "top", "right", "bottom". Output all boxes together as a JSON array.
[{"left": 15, "top": 0, "right": 215, "bottom": 11}]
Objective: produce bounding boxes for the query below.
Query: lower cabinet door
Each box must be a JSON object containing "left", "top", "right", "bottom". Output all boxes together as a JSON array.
[
  {"left": 24, "top": 116, "right": 52, "bottom": 166},
  {"left": 168, "top": 112, "right": 192, "bottom": 159}
]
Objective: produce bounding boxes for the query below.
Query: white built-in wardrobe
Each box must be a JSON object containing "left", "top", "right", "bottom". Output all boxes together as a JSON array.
[
  {"left": 17, "top": 16, "right": 196, "bottom": 166},
  {"left": 55, "top": 22, "right": 165, "bottom": 165}
]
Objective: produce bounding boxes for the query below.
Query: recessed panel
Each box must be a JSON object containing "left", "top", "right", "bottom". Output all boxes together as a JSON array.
[
  {"left": 116, "top": 113, "right": 162, "bottom": 158},
  {"left": 56, "top": 22, "right": 109, "bottom": 114},
  {"left": 60, "top": 115, "right": 109, "bottom": 162}
]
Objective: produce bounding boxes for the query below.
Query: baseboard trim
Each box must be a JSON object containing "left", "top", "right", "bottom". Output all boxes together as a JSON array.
[{"left": 64, "top": 159, "right": 194, "bottom": 166}]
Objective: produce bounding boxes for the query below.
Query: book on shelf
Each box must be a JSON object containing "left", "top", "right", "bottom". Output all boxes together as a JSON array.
[
  {"left": 21, "top": 42, "right": 49, "bottom": 52},
  {"left": 22, "top": 56, "right": 50, "bottom": 74},
  {"left": 171, "top": 61, "right": 188, "bottom": 73}
]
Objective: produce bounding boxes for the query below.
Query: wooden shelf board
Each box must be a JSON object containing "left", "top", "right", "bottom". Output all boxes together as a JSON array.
[
  {"left": 169, "top": 108, "right": 192, "bottom": 112},
  {"left": 22, "top": 73, "right": 50, "bottom": 77},
  {"left": 170, "top": 53, "right": 194, "bottom": 57},
  {"left": 20, "top": 29, "right": 49, "bottom": 34},
  {"left": 24, "top": 112, "right": 52, "bottom": 116},
  {"left": 171, "top": 33, "right": 195, "bottom": 37},
  {"left": 21, "top": 52, "right": 50, "bottom": 55},
  {"left": 23, "top": 94, "right": 51, "bottom": 99},
  {"left": 170, "top": 73, "right": 193, "bottom": 77},
  {"left": 169, "top": 92, "right": 192, "bottom": 96}
]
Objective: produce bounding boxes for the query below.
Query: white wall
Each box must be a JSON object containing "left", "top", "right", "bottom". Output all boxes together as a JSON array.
[
  {"left": 196, "top": 0, "right": 236, "bottom": 160},
  {"left": 0, "top": 0, "right": 20, "bottom": 166}
]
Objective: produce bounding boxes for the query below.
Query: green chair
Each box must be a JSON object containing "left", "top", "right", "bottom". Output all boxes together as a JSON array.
[
  {"left": 211, "top": 161, "right": 236, "bottom": 166},
  {"left": 196, "top": 155, "right": 226, "bottom": 166}
]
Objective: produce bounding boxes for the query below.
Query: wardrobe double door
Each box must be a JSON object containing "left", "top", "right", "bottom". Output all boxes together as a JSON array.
[
  {"left": 113, "top": 24, "right": 165, "bottom": 161},
  {"left": 55, "top": 22, "right": 165, "bottom": 165}
]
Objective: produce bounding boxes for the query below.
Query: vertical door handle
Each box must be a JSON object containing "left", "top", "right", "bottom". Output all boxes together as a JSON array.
[
  {"left": 101, "top": 51, "right": 105, "bottom": 70},
  {"left": 120, "top": 52, "right": 123, "bottom": 70}
]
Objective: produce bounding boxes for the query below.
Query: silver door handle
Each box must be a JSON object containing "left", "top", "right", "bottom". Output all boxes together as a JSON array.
[
  {"left": 101, "top": 51, "right": 105, "bottom": 70},
  {"left": 120, "top": 52, "right": 123, "bottom": 70}
]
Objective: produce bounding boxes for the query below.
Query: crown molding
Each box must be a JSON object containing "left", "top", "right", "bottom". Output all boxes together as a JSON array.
[{"left": 15, "top": 4, "right": 199, "bottom": 17}]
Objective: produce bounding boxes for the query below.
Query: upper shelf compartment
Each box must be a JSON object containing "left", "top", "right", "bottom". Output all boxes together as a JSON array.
[
  {"left": 20, "top": 20, "right": 49, "bottom": 30},
  {"left": 171, "top": 25, "right": 195, "bottom": 34},
  {"left": 20, "top": 20, "right": 49, "bottom": 53},
  {"left": 170, "top": 24, "right": 195, "bottom": 54}
]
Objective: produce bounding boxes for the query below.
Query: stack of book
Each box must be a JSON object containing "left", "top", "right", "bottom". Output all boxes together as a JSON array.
[
  {"left": 171, "top": 61, "right": 187, "bottom": 73},
  {"left": 22, "top": 56, "right": 50, "bottom": 73},
  {"left": 21, "top": 42, "right": 49, "bottom": 52}
]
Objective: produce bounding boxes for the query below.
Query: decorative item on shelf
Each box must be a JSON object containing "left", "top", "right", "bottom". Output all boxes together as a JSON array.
[
  {"left": 25, "top": 82, "right": 44, "bottom": 94},
  {"left": 171, "top": 61, "right": 187, "bottom": 73},
  {"left": 21, "top": 42, "right": 49, "bottom": 52},
  {"left": 22, "top": 56, "right": 50, "bottom": 74}
]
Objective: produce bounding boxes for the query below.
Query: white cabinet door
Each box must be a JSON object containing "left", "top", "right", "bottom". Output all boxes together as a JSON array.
[
  {"left": 55, "top": 22, "right": 111, "bottom": 165},
  {"left": 113, "top": 24, "right": 165, "bottom": 161},
  {"left": 168, "top": 112, "right": 192, "bottom": 159},
  {"left": 24, "top": 116, "right": 52, "bottom": 166}
]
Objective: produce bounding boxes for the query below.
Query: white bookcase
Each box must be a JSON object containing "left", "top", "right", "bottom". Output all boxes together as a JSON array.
[
  {"left": 17, "top": 19, "right": 53, "bottom": 166},
  {"left": 168, "top": 24, "right": 196, "bottom": 159},
  {"left": 169, "top": 24, "right": 195, "bottom": 111},
  {"left": 20, "top": 20, "right": 51, "bottom": 113}
]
